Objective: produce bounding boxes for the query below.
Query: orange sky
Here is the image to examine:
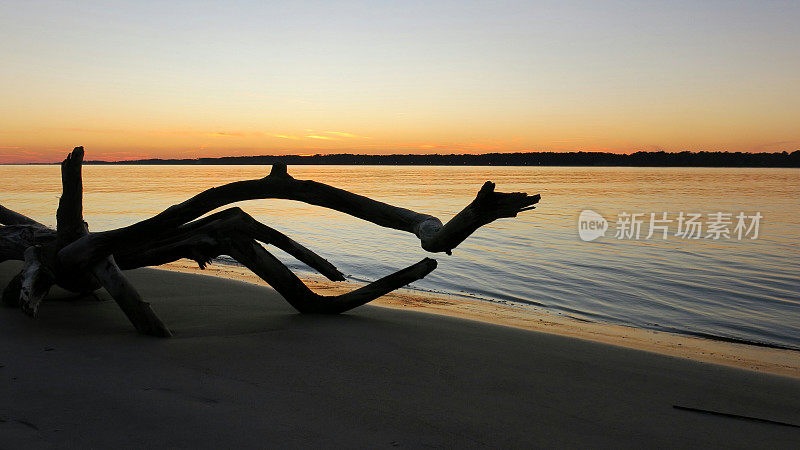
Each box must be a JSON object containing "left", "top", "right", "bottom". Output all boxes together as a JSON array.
[{"left": 2, "top": 1, "right": 798, "bottom": 163}]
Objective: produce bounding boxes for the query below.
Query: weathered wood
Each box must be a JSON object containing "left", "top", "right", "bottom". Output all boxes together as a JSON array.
[
  {"left": 116, "top": 207, "right": 345, "bottom": 281},
  {"left": 0, "top": 205, "right": 46, "bottom": 227},
  {"left": 58, "top": 163, "right": 539, "bottom": 268},
  {"left": 0, "top": 224, "right": 56, "bottom": 263},
  {"left": 225, "top": 236, "right": 437, "bottom": 314},
  {"left": 91, "top": 256, "right": 172, "bottom": 337},
  {"left": 19, "top": 246, "right": 54, "bottom": 317},
  {"left": 56, "top": 146, "right": 88, "bottom": 246},
  {"left": 54, "top": 146, "right": 171, "bottom": 336},
  {"left": 420, "top": 181, "right": 540, "bottom": 254},
  {"left": 1, "top": 147, "right": 539, "bottom": 336}
]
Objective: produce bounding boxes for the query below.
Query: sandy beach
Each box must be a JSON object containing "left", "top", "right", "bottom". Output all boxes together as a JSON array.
[
  {"left": 2, "top": 260, "right": 799, "bottom": 448},
  {"left": 161, "top": 260, "right": 800, "bottom": 379}
]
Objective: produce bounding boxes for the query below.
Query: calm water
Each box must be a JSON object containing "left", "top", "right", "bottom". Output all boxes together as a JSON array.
[{"left": 2, "top": 165, "right": 799, "bottom": 349}]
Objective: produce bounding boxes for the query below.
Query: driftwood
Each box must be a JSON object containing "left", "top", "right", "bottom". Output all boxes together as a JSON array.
[{"left": 1, "top": 147, "right": 540, "bottom": 336}]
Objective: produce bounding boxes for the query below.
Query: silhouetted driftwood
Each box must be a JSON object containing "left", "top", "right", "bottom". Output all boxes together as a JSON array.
[{"left": 0, "top": 147, "right": 539, "bottom": 336}]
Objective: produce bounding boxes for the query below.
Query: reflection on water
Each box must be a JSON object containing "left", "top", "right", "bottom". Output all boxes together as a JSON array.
[{"left": 2, "top": 165, "right": 799, "bottom": 349}]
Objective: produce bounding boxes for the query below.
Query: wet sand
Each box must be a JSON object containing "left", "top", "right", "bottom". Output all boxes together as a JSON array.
[{"left": 1, "top": 261, "right": 799, "bottom": 447}]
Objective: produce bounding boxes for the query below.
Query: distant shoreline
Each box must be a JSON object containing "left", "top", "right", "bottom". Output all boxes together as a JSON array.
[{"left": 9, "top": 150, "right": 799, "bottom": 167}]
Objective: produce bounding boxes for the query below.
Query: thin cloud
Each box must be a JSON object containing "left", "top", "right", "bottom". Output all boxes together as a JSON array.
[
  {"left": 152, "top": 129, "right": 265, "bottom": 138},
  {"left": 57, "top": 127, "right": 128, "bottom": 134},
  {"left": 93, "top": 151, "right": 152, "bottom": 161},
  {"left": 0, "top": 147, "right": 67, "bottom": 163},
  {"left": 204, "top": 132, "right": 245, "bottom": 137},
  {"left": 305, "top": 135, "right": 336, "bottom": 140},
  {"left": 323, "top": 131, "right": 372, "bottom": 139}
]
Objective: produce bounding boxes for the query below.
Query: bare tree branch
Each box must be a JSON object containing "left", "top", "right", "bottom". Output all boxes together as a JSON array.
[
  {"left": 225, "top": 236, "right": 437, "bottom": 314},
  {"left": 0, "top": 205, "right": 46, "bottom": 228},
  {"left": 91, "top": 256, "right": 172, "bottom": 337},
  {"left": 59, "top": 163, "right": 539, "bottom": 267},
  {"left": 116, "top": 207, "right": 345, "bottom": 281}
]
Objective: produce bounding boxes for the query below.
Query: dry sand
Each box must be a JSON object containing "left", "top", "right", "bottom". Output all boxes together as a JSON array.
[
  {"left": 1, "top": 261, "right": 799, "bottom": 448},
  {"left": 162, "top": 260, "right": 800, "bottom": 379}
]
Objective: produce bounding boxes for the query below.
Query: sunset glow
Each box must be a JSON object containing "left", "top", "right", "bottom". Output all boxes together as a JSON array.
[{"left": 1, "top": 1, "right": 799, "bottom": 163}]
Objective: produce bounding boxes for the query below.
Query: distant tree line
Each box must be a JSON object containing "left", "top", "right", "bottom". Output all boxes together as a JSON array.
[{"left": 85, "top": 150, "right": 800, "bottom": 167}]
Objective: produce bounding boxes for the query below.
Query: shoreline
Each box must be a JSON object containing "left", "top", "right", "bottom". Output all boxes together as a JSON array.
[{"left": 159, "top": 259, "right": 800, "bottom": 379}]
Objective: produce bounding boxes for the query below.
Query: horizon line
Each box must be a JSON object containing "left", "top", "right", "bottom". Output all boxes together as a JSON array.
[{"left": 4, "top": 150, "right": 798, "bottom": 168}]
